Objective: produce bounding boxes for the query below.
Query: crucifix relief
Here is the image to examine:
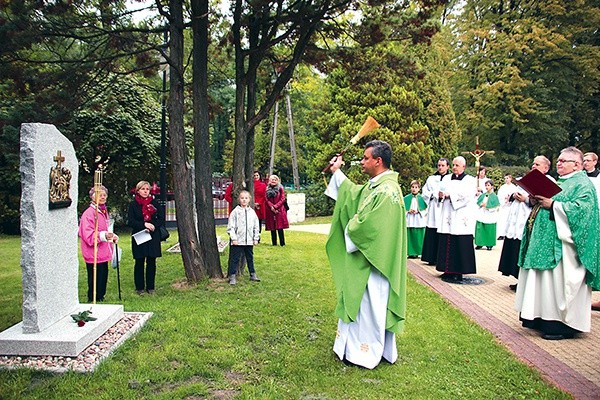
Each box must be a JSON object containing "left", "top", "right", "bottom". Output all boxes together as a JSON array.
[
  {"left": 49, "top": 150, "right": 72, "bottom": 209},
  {"left": 461, "top": 136, "right": 494, "bottom": 190}
]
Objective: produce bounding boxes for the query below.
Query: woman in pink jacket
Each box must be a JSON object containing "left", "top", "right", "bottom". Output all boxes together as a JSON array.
[{"left": 78, "top": 186, "right": 118, "bottom": 302}]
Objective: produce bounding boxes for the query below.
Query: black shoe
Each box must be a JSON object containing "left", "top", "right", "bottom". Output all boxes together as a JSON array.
[
  {"left": 509, "top": 284, "right": 517, "bottom": 292},
  {"left": 487, "top": 246, "right": 493, "bottom": 251},
  {"left": 542, "top": 333, "right": 573, "bottom": 340},
  {"left": 497, "top": 236, "right": 505, "bottom": 240},
  {"left": 475, "top": 246, "right": 483, "bottom": 250}
]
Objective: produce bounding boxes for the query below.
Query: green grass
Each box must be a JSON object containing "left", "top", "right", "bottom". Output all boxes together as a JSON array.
[{"left": 0, "top": 221, "right": 570, "bottom": 399}]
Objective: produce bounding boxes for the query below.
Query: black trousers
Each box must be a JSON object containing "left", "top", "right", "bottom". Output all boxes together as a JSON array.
[
  {"left": 134, "top": 257, "right": 157, "bottom": 291},
  {"left": 86, "top": 261, "right": 109, "bottom": 302},
  {"left": 228, "top": 245, "right": 256, "bottom": 276},
  {"left": 271, "top": 229, "right": 285, "bottom": 246}
]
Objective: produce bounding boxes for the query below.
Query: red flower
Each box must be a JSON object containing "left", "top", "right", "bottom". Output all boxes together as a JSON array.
[{"left": 77, "top": 320, "right": 85, "bottom": 327}]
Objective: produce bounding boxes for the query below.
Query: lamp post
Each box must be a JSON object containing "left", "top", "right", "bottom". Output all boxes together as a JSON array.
[{"left": 159, "top": 30, "right": 168, "bottom": 216}]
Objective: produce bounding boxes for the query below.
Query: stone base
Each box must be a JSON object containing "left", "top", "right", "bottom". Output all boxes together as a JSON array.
[{"left": 0, "top": 304, "right": 124, "bottom": 357}]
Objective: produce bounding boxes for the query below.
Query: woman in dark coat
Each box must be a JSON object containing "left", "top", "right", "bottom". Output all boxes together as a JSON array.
[
  {"left": 128, "top": 180, "right": 164, "bottom": 295},
  {"left": 265, "top": 174, "right": 289, "bottom": 246}
]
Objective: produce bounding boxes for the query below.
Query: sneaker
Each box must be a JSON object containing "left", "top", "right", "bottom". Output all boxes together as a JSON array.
[
  {"left": 250, "top": 273, "right": 261, "bottom": 282},
  {"left": 147, "top": 289, "right": 156, "bottom": 295},
  {"left": 136, "top": 290, "right": 145, "bottom": 296},
  {"left": 229, "top": 275, "right": 237, "bottom": 285}
]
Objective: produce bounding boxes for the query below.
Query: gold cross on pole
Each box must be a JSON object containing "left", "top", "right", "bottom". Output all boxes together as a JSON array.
[
  {"left": 461, "top": 136, "right": 494, "bottom": 189},
  {"left": 53, "top": 150, "right": 65, "bottom": 168}
]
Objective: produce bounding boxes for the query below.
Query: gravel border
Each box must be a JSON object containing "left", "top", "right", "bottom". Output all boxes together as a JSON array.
[{"left": 0, "top": 312, "right": 152, "bottom": 373}]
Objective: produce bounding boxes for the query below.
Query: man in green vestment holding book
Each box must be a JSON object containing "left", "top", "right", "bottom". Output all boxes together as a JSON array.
[
  {"left": 325, "top": 140, "right": 407, "bottom": 369},
  {"left": 515, "top": 146, "right": 600, "bottom": 340}
]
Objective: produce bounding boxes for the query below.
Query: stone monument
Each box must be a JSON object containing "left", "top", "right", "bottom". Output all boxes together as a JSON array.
[{"left": 0, "top": 123, "right": 125, "bottom": 357}]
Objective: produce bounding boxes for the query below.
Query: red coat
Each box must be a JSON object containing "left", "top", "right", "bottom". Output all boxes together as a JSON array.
[
  {"left": 224, "top": 183, "right": 233, "bottom": 214},
  {"left": 253, "top": 179, "right": 267, "bottom": 220},
  {"left": 265, "top": 185, "right": 289, "bottom": 231}
]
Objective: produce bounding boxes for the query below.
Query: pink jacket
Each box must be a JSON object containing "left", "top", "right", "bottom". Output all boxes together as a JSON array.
[{"left": 78, "top": 205, "right": 114, "bottom": 264}]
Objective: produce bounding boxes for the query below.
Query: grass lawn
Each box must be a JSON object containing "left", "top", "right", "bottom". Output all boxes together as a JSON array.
[{"left": 0, "top": 219, "right": 569, "bottom": 399}]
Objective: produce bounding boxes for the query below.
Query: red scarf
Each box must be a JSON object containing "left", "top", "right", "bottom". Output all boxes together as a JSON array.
[{"left": 135, "top": 194, "right": 157, "bottom": 222}]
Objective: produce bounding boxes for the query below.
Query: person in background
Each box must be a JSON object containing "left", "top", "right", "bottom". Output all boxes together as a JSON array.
[
  {"left": 436, "top": 156, "right": 478, "bottom": 283},
  {"left": 79, "top": 185, "right": 118, "bottom": 303},
  {"left": 224, "top": 182, "right": 234, "bottom": 215},
  {"left": 496, "top": 174, "right": 517, "bottom": 240},
  {"left": 498, "top": 156, "right": 552, "bottom": 291},
  {"left": 227, "top": 190, "right": 261, "bottom": 285},
  {"left": 584, "top": 152, "right": 600, "bottom": 311},
  {"left": 253, "top": 171, "right": 267, "bottom": 233},
  {"left": 128, "top": 180, "right": 164, "bottom": 295},
  {"left": 420, "top": 158, "right": 451, "bottom": 265},
  {"left": 515, "top": 147, "right": 600, "bottom": 339},
  {"left": 265, "top": 174, "right": 289, "bottom": 246},
  {"left": 583, "top": 152, "right": 599, "bottom": 177},
  {"left": 477, "top": 166, "right": 487, "bottom": 195},
  {"left": 474, "top": 179, "right": 500, "bottom": 250},
  {"left": 404, "top": 180, "right": 427, "bottom": 258},
  {"left": 325, "top": 140, "right": 407, "bottom": 369}
]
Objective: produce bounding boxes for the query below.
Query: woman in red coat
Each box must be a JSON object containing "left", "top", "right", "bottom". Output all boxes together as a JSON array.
[
  {"left": 253, "top": 171, "right": 267, "bottom": 232},
  {"left": 265, "top": 174, "right": 289, "bottom": 246}
]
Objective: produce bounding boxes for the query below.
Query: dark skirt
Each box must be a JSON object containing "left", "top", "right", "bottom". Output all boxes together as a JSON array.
[
  {"left": 421, "top": 227, "right": 439, "bottom": 264},
  {"left": 436, "top": 233, "right": 476, "bottom": 275},
  {"left": 498, "top": 238, "right": 521, "bottom": 279}
]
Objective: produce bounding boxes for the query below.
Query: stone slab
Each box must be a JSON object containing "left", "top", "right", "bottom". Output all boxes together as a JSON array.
[
  {"left": 20, "top": 123, "right": 79, "bottom": 333},
  {"left": 0, "top": 304, "right": 124, "bottom": 357}
]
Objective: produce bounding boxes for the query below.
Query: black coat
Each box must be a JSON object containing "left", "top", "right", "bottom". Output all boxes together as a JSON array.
[{"left": 127, "top": 198, "right": 164, "bottom": 259}]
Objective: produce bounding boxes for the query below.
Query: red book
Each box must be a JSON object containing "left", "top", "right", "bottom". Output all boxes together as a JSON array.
[{"left": 514, "top": 169, "right": 562, "bottom": 198}]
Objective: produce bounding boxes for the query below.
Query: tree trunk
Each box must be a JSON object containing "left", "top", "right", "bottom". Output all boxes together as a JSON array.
[
  {"left": 191, "top": 0, "right": 222, "bottom": 278},
  {"left": 168, "top": 0, "right": 204, "bottom": 282}
]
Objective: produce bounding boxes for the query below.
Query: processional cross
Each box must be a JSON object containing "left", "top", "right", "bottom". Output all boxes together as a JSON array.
[{"left": 461, "top": 136, "right": 494, "bottom": 190}]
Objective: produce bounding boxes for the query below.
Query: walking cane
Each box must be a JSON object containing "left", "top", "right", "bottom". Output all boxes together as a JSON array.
[{"left": 115, "top": 242, "right": 122, "bottom": 300}]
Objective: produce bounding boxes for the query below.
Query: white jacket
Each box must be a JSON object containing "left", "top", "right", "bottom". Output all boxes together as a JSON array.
[{"left": 227, "top": 206, "right": 260, "bottom": 245}]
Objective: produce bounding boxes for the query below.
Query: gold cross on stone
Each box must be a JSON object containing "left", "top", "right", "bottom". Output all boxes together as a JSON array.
[{"left": 53, "top": 150, "right": 65, "bottom": 168}]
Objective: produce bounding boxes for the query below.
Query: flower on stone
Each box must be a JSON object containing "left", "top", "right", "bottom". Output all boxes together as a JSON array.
[{"left": 71, "top": 310, "right": 97, "bottom": 327}]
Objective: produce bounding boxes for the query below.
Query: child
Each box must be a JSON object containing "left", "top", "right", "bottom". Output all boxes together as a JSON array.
[
  {"left": 227, "top": 190, "right": 261, "bottom": 285},
  {"left": 475, "top": 179, "right": 500, "bottom": 250},
  {"left": 404, "top": 180, "right": 428, "bottom": 258}
]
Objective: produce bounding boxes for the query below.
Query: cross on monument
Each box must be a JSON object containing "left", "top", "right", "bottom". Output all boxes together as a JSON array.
[
  {"left": 53, "top": 150, "right": 65, "bottom": 168},
  {"left": 462, "top": 136, "right": 494, "bottom": 189}
]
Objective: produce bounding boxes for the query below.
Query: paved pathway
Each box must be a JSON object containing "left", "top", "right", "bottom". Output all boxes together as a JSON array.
[{"left": 289, "top": 224, "right": 600, "bottom": 399}]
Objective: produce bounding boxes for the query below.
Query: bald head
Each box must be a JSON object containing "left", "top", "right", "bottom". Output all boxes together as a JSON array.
[
  {"left": 452, "top": 156, "right": 466, "bottom": 175},
  {"left": 532, "top": 156, "right": 551, "bottom": 174}
]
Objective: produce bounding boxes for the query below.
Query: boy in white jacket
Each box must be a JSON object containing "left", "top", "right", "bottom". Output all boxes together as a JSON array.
[{"left": 227, "top": 190, "right": 261, "bottom": 285}]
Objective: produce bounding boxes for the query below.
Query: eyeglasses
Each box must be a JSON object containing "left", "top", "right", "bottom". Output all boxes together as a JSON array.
[{"left": 556, "top": 159, "right": 577, "bottom": 164}]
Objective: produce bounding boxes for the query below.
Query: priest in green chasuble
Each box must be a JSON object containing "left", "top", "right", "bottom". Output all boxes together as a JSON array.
[
  {"left": 325, "top": 140, "right": 407, "bottom": 369},
  {"left": 515, "top": 146, "right": 600, "bottom": 340}
]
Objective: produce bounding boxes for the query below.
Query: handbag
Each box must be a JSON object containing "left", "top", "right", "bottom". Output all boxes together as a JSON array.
[
  {"left": 284, "top": 200, "right": 290, "bottom": 211},
  {"left": 159, "top": 225, "right": 170, "bottom": 241}
]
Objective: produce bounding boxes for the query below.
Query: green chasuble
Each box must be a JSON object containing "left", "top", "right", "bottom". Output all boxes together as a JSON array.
[
  {"left": 519, "top": 171, "right": 600, "bottom": 290},
  {"left": 403, "top": 194, "right": 427, "bottom": 211},
  {"left": 477, "top": 192, "right": 500, "bottom": 209},
  {"left": 326, "top": 172, "right": 407, "bottom": 333}
]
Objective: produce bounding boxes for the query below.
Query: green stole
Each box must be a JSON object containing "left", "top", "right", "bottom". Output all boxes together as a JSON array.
[
  {"left": 326, "top": 172, "right": 407, "bottom": 333},
  {"left": 519, "top": 171, "right": 600, "bottom": 290},
  {"left": 477, "top": 192, "right": 500, "bottom": 209},
  {"left": 404, "top": 193, "right": 427, "bottom": 211}
]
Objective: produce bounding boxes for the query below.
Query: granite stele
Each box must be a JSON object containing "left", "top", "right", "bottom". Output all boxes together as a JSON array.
[{"left": 0, "top": 123, "right": 125, "bottom": 357}]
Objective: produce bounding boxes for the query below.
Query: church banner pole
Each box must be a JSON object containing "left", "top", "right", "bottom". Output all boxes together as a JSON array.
[{"left": 92, "top": 168, "right": 103, "bottom": 305}]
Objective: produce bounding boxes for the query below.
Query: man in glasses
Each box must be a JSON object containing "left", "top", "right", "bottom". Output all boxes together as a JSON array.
[{"left": 515, "top": 147, "right": 600, "bottom": 339}]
